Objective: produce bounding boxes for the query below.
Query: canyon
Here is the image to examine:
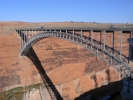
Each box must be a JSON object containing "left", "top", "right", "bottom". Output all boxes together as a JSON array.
[{"left": 0, "top": 22, "right": 132, "bottom": 100}]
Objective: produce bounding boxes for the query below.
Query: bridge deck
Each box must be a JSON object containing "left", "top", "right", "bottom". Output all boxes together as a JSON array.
[{"left": 16, "top": 27, "right": 133, "bottom": 31}]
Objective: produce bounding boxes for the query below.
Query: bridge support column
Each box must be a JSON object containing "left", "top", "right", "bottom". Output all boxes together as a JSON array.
[
  {"left": 17, "top": 30, "right": 19, "bottom": 38},
  {"left": 49, "top": 30, "right": 51, "bottom": 36},
  {"left": 81, "top": 30, "right": 83, "bottom": 46},
  {"left": 26, "top": 30, "right": 28, "bottom": 41},
  {"left": 119, "top": 31, "right": 123, "bottom": 73},
  {"left": 120, "top": 31, "right": 123, "bottom": 60},
  {"left": 21, "top": 31, "right": 23, "bottom": 49},
  {"left": 104, "top": 30, "right": 106, "bottom": 51},
  {"left": 38, "top": 30, "right": 40, "bottom": 34},
  {"left": 76, "top": 32, "right": 79, "bottom": 44},
  {"left": 103, "top": 30, "right": 106, "bottom": 59},
  {"left": 57, "top": 30, "right": 59, "bottom": 37},
  {"left": 18, "top": 30, "right": 22, "bottom": 50},
  {"left": 31, "top": 30, "right": 33, "bottom": 37},
  {"left": 110, "top": 31, "right": 115, "bottom": 65},
  {"left": 100, "top": 30, "right": 102, "bottom": 49},
  {"left": 91, "top": 30, "right": 93, "bottom": 51},
  {"left": 54, "top": 30, "right": 56, "bottom": 37},
  {"left": 63, "top": 30, "right": 65, "bottom": 38},
  {"left": 73, "top": 30, "right": 74, "bottom": 42},
  {"left": 69, "top": 34, "right": 71, "bottom": 40},
  {"left": 37, "top": 30, "right": 38, "bottom": 35},
  {"left": 52, "top": 30, "right": 54, "bottom": 36},
  {"left": 35, "top": 30, "right": 36, "bottom": 35},
  {"left": 60, "top": 30, "right": 61, "bottom": 38},
  {"left": 66, "top": 30, "right": 68, "bottom": 39},
  {"left": 112, "top": 31, "right": 115, "bottom": 49},
  {"left": 23, "top": 30, "right": 26, "bottom": 44},
  {"left": 35, "top": 30, "right": 36, "bottom": 36}
]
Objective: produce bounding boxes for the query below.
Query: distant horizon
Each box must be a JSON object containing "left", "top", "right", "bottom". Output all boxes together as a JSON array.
[{"left": 0, "top": 21, "right": 133, "bottom": 24}]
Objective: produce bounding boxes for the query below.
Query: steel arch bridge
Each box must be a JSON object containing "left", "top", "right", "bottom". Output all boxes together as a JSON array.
[
  {"left": 16, "top": 28, "right": 133, "bottom": 77},
  {"left": 16, "top": 27, "right": 133, "bottom": 99}
]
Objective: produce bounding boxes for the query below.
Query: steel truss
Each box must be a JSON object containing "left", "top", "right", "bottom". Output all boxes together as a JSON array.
[{"left": 16, "top": 30, "right": 133, "bottom": 78}]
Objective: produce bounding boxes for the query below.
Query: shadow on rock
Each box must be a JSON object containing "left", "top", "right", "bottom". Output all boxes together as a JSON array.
[
  {"left": 74, "top": 80, "right": 123, "bottom": 100},
  {"left": 26, "top": 48, "right": 63, "bottom": 100},
  {"left": 18, "top": 31, "right": 63, "bottom": 100}
]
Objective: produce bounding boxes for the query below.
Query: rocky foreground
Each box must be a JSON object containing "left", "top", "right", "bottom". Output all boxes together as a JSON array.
[{"left": 0, "top": 22, "right": 132, "bottom": 100}]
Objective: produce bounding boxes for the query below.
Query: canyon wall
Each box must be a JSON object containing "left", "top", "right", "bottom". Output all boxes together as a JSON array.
[{"left": 0, "top": 22, "right": 130, "bottom": 99}]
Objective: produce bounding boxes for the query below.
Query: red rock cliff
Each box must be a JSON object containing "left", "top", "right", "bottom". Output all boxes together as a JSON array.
[{"left": 0, "top": 22, "right": 125, "bottom": 100}]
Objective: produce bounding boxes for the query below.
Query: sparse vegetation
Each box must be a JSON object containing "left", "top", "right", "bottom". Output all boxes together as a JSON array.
[{"left": 0, "top": 83, "right": 42, "bottom": 100}]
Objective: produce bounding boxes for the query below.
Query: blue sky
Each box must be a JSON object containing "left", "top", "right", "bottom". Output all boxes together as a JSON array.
[{"left": 0, "top": 0, "right": 133, "bottom": 23}]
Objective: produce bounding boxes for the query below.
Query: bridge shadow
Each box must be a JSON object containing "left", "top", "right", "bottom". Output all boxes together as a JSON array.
[
  {"left": 74, "top": 80, "right": 123, "bottom": 100},
  {"left": 18, "top": 31, "right": 63, "bottom": 100}
]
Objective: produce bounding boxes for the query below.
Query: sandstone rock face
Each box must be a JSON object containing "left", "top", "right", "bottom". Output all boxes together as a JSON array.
[
  {"left": 0, "top": 67, "right": 122, "bottom": 100},
  {"left": 0, "top": 22, "right": 129, "bottom": 99}
]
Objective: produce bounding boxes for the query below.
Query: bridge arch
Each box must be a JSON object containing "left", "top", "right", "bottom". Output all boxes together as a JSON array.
[
  {"left": 18, "top": 30, "right": 132, "bottom": 77},
  {"left": 20, "top": 31, "right": 85, "bottom": 56}
]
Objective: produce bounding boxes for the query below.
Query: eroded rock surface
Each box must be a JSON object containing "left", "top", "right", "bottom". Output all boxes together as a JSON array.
[{"left": 0, "top": 22, "right": 127, "bottom": 100}]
